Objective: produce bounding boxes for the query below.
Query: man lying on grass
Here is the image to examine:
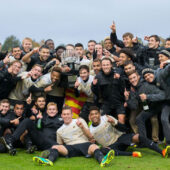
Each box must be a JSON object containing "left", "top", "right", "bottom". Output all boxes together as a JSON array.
[
  {"left": 0, "top": 102, "right": 63, "bottom": 155},
  {"left": 33, "top": 106, "right": 114, "bottom": 168},
  {"left": 88, "top": 106, "right": 170, "bottom": 158}
]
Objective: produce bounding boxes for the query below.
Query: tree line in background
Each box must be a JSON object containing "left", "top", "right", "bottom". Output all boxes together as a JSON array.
[{"left": 0, "top": 35, "right": 166, "bottom": 52}]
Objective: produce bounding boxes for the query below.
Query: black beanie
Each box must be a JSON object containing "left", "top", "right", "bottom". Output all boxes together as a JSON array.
[{"left": 142, "top": 68, "right": 154, "bottom": 77}]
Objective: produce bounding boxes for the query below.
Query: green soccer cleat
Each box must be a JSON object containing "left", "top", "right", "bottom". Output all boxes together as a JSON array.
[
  {"left": 100, "top": 150, "right": 115, "bottom": 167},
  {"left": 162, "top": 145, "right": 170, "bottom": 158},
  {"left": 33, "top": 156, "right": 53, "bottom": 166}
]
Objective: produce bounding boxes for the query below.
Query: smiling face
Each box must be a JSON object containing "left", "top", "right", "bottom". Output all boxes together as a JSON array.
[
  {"left": 93, "top": 61, "right": 101, "bottom": 75},
  {"left": 0, "top": 102, "right": 10, "bottom": 115},
  {"left": 101, "top": 59, "right": 112, "bottom": 75},
  {"left": 35, "top": 97, "right": 46, "bottom": 109},
  {"left": 119, "top": 53, "right": 130, "bottom": 65},
  {"left": 128, "top": 72, "right": 140, "bottom": 87},
  {"left": 47, "top": 104, "right": 58, "bottom": 117},
  {"left": 39, "top": 48, "right": 50, "bottom": 61},
  {"left": 61, "top": 108, "right": 73, "bottom": 125},
  {"left": 10, "top": 61, "right": 22, "bottom": 75},
  {"left": 144, "top": 73, "right": 154, "bottom": 83},
  {"left": 148, "top": 37, "right": 159, "bottom": 49},
  {"left": 22, "top": 39, "right": 32, "bottom": 53},
  {"left": 79, "top": 68, "right": 89, "bottom": 81},
  {"left": 95, "top": 44, "right": 103, "bottom": 56},
  {"left": 104, "top": 39, "right": 113, "bottom": 50},
  {"left": 12, "top": 47, "right": 22, "bottom": 60},
  {"left": 159, "top": 54, "right": 169, "bottom": 63},
  {"left": 51, "top": 71, "right": 60, "bottom": 83},
  {"left": 89, "top": 109, "right": 101, "bottom": 126},
  {"left": 31, "top": 65, "right": 42, "bottom": 79},
  {"left": 88, "top": 42, "right": 96, "bottom": 54},
  {"left": 124, "top": 64, "right": 135, "bottom": 75},
  {"left": 123, "top": 36, "right": 133, "bottom": 47}
]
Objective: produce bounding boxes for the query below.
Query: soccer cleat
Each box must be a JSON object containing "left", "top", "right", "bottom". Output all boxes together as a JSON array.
[
  {"left": 0, "top": 137, "right": 16, "bottom": 156},
  {"left": 40, "top": 150, "right": 51, "bottom": 158},
  {"left": 132, "top": 151, "right": 142, "bottom": 158},
  {"left": 162, "top": 146, "right": 170, "bottom": 158},
  {"left": 100, "top": 150, "right": 115, "bottom": 167},
  {"left": 33, "top": 156, "right": 53, "bottom": 166},
  {"left": 26, "top": 145, "right": 37, "bottom": 154}
]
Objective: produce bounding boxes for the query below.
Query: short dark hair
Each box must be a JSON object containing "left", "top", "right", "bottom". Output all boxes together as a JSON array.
[
  {"left": 45, "top": 39, "right": 54, "bottom": 45},
  {"left": 62, "top": 105, "right": 72, "bottom": 113},
  {"left": 51, "top": 67, "right": 62, "bottom": 74},
  {"left": 119, "top": 48, "right": 135, "bottom": 61},
  {"left": 88, "top": 40, "right": 96, "bottom": 44},
  {"left": 75, "top": 43, "right": 84, "bottom": 49},
  {"left": 35, "top": 95, "right": 46, "bottom": 102},
  {"left": 89, "top": 106, "right": 100, "bottom": 113},
  {"left": 123, "top": 32, "right": 134, "bottom": 39},
  {"left": 101, "top": 57, "right": 112, "bottom": 64},
  {"left": 124, "top": 60, "right": 134, "bottom": 67},
  {"left": 14, "top": 101, "right": 24, "bottom": 107},
  {"left": 0, "top": 99, "right": 10, "bottom": 105},
  {"left": 149, "top": 35, "right": 160, "bottom": 42},
  {"left": 10, "top": 60, "right": 22, "bottom": 67},
  {"left": 66, "top": 44, "right": 75, "bottom": 48},
  {"left": 79, "top": 65, "right": 89, "bottom": 73},
  {"left": 55, "top": 46, "right": 66, "bottom": 52},
  {"left": 166, "top": 37, "right": 170, "bottom": 42},
  {"left": 12, "top": 46, "right": 21, "bottom": 52},
  {"left": 127, "top": 70, "right": 139, "bottom": 77},
  {"left": 93, "top": 58, "right": 101, "bottom": 63},
  {"left": 39, "top": 45, "right": 49, "bottom": 51}
]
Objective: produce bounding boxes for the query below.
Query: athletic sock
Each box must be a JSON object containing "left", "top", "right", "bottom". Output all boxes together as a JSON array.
[
  {"left": 114, "top": 150, "right": 132, "bottom": 156},
  {"left": 139, "top": 135, "right": 162, "bottom": 154},
  {"left": 101, "top": 147, "right": 132, "bottom": 156},
  {"left": 94, "top": 149, "right": 104, "bottom": 163},
  {"left": 48, "top": 148, "right": 59, "bottom": 162},
  {"left": 0, "top": 143, "right": 6, "bottom": 153}
]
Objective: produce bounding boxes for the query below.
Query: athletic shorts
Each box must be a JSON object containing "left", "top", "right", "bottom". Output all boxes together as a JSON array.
[
  {"left": 109, "top": 133, "right": 135, "bottom": 151},
  {"left": 64, "top": 142, "right": 92, "bottom": 157}
]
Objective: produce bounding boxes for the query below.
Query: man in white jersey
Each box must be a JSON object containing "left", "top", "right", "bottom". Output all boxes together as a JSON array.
[
  {"left": 89, "top": 106, "right": 170, "bottom": 158},
  {"left": 33, "top": 106, "right": 114, "bottom": 167}
]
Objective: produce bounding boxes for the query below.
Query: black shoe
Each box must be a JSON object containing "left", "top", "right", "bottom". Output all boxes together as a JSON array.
[
  {"left": 0, "top": 137, "right": 16, "bottom": 156},
  {"left": 26, "top": 145, "right": 37, "bottom": 154},
  {"left": 85, "top": 154, "right": 92, "bottom": 158}
]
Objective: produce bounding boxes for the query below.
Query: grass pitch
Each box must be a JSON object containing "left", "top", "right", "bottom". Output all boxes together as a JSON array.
[{"left": 0, "top": 147, "right": 170, "bottom": 170}]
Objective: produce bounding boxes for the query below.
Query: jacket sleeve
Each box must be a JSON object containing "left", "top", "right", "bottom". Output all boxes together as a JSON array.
[
  {"left": 0, "top": 117, "right": 11, "bottom": 126},
  {"left": 146, "top": 84, "right": 166, "bottom": 102},
  {"left": 110, "top": 32, "right": 124, "bottom": 48},
  {"left": 158, "top": 64, "right": 170, "bottom": 80},
  {"left": 91, "top": 77, "right": 99, "bottom": 97}
]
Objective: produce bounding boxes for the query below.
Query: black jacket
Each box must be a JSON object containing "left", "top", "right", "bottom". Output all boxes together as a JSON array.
[
  {"left": 40, "top": 115, "right": 63, "bottom": 142},
  {"left": 91, "top": 69, "right": 125, "bottom": 109},
  {"left": 0, "top": 68, "right": 21, "bottom": 100},
  {"left": 127, "top": 79, "right": 165, "bottom": 110},
  {"left": 154, "top": 63, "right": 170, "bottom": 100},
  {"left": 137, "top": 46, "right": 162, "bottom": 69}
]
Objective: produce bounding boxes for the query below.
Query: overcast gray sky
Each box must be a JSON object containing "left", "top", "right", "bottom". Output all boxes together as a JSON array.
[{"left": 0, "top": 0, "right": 170, "bottom": 48}]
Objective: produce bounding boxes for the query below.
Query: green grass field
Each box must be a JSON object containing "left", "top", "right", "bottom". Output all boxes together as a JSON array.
[{"left": 0, "top": 147, "right": 170, "bottom": 170}]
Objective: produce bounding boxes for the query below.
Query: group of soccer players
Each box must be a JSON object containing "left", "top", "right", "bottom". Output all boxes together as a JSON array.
[{"left": 0, "top": 22, "right": 170, "bottom": 167}]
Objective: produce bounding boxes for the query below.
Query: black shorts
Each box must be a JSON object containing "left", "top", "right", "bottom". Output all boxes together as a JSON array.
[
  {"left": 101, "top": 103, "right": 126, "bottom": 116},
  {"left": 64, "top": 142, "right": 92, "bottom": 157},
  {"left": 109, "top": 133, "right": 135, "bottom": 151}
]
